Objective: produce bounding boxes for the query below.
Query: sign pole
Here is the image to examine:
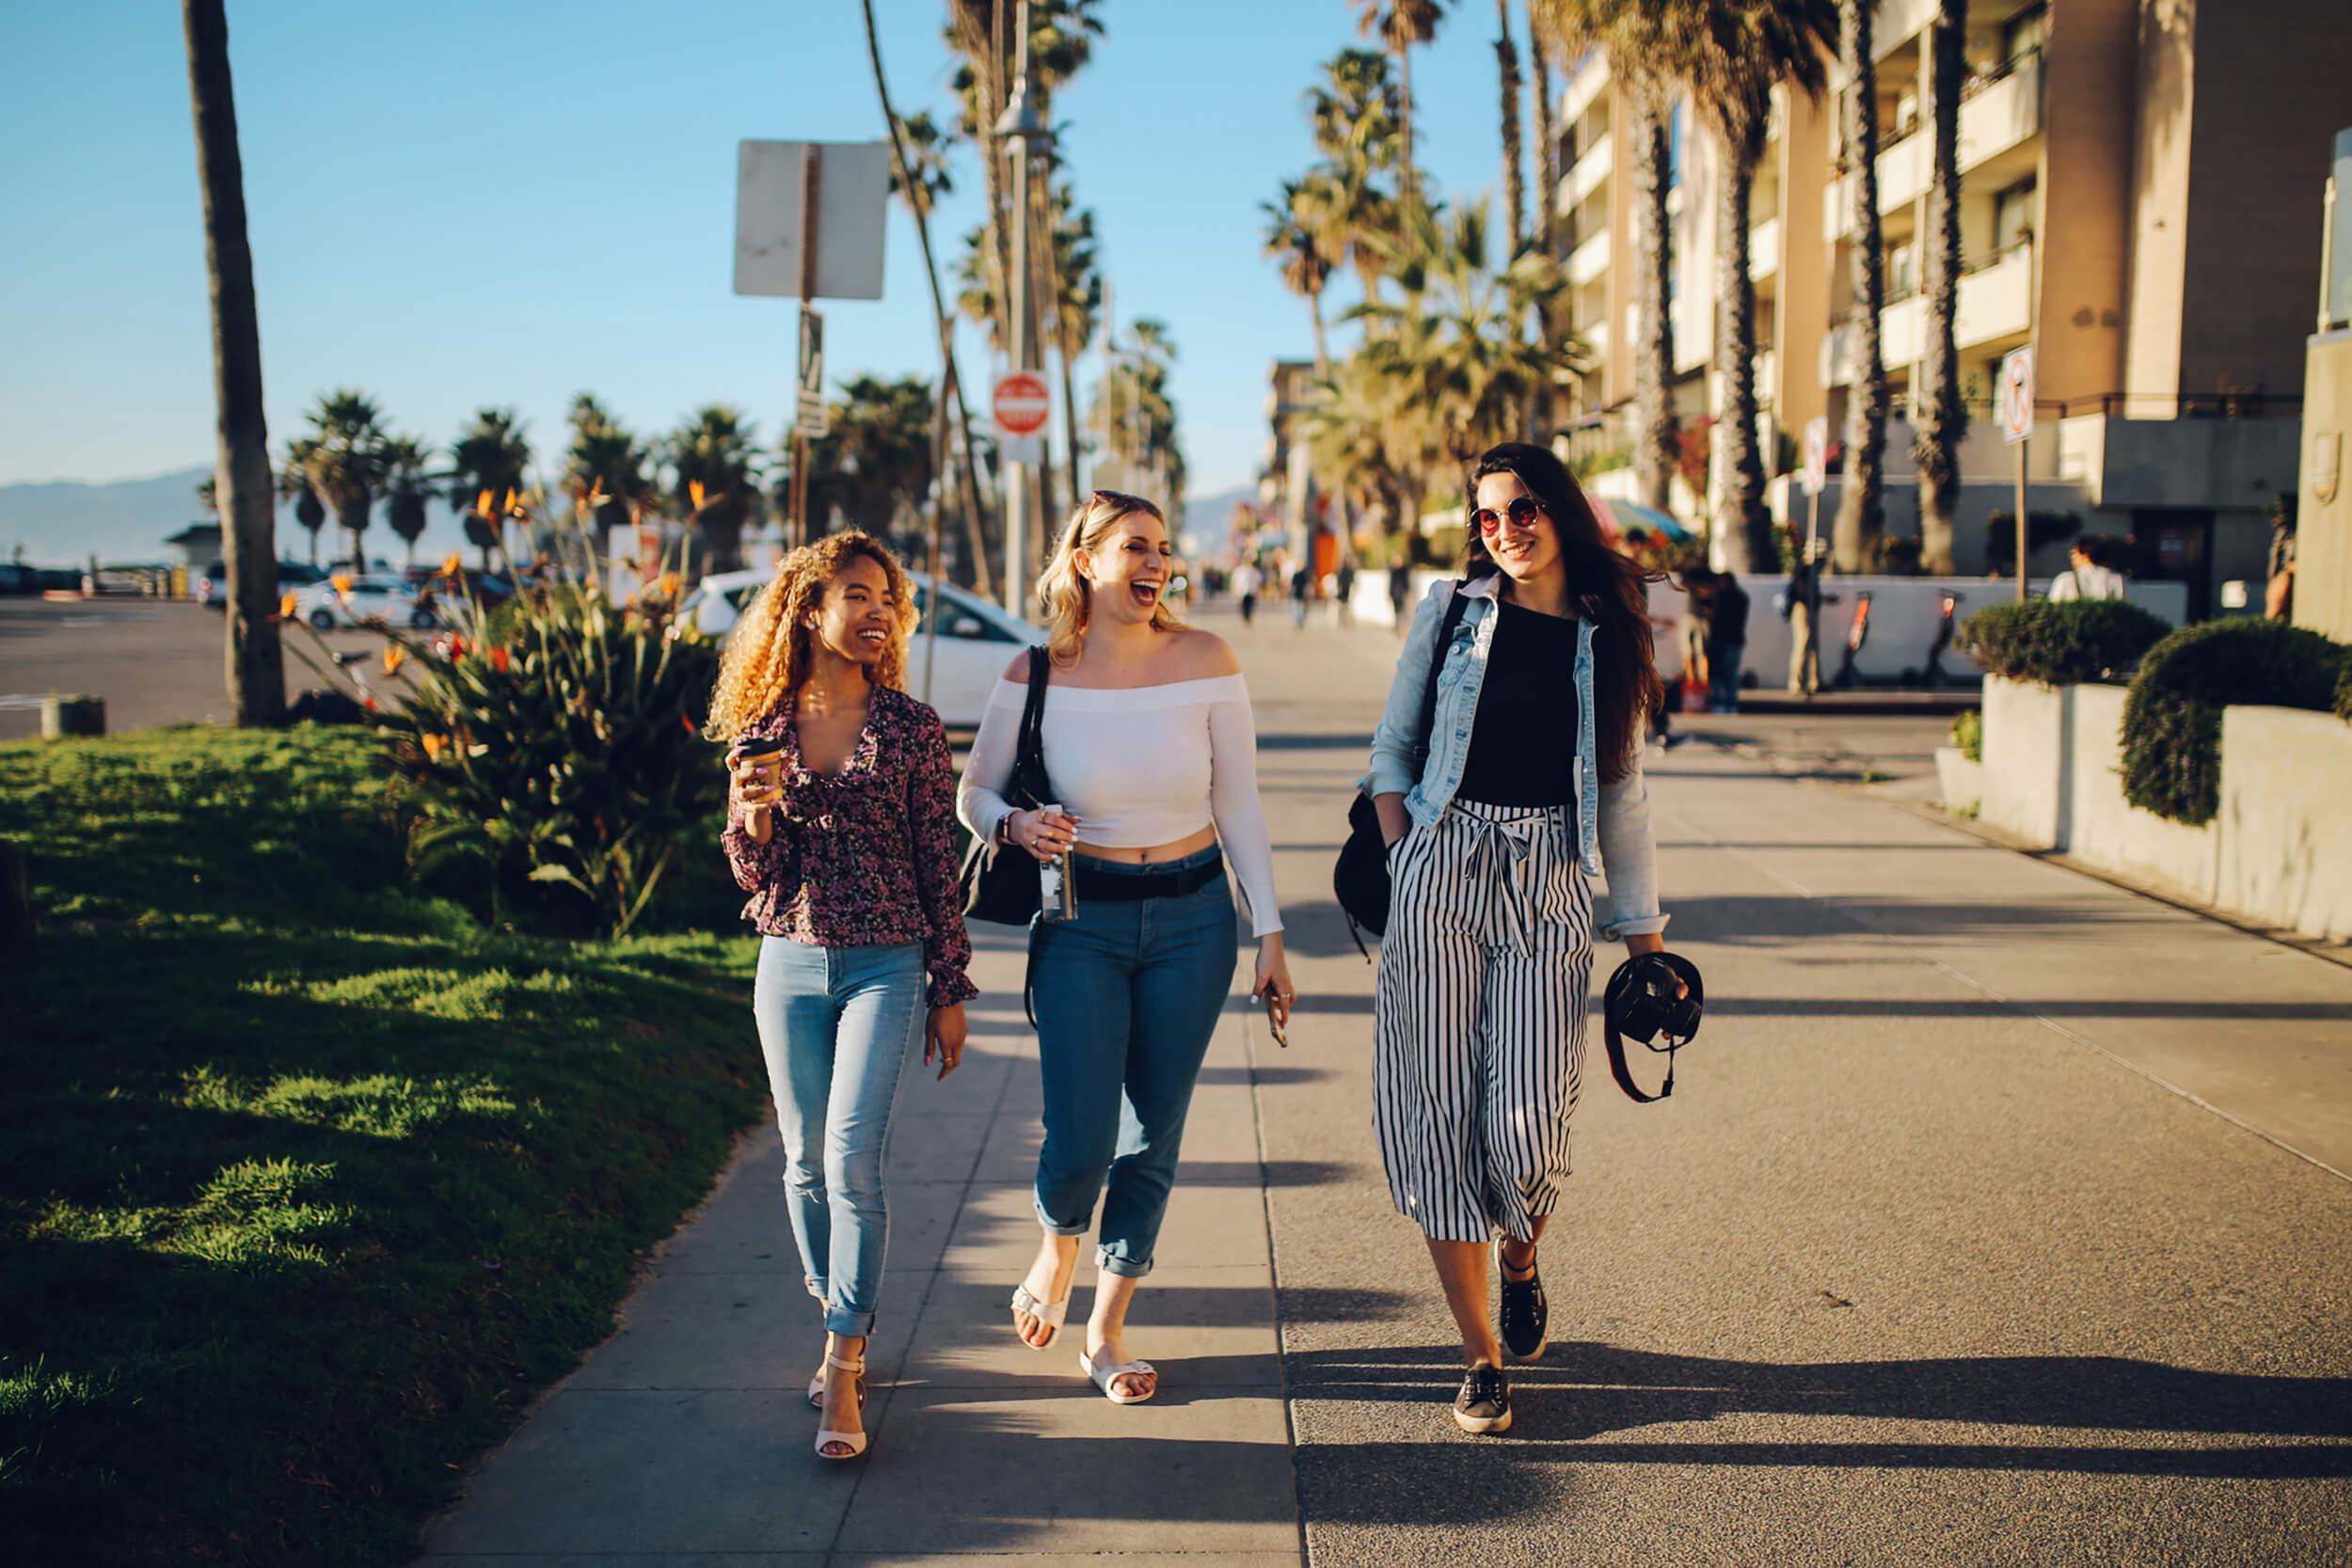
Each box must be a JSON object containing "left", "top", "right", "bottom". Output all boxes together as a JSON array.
[
  {"left": 790, "top": 145, "right": 821, "bottom": 550},
  {"left": 2014, "top": 434, "right": 2028, "bottom": 603}
]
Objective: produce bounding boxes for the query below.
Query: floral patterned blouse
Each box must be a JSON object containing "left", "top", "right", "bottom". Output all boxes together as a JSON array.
[{"left": 722, "top": 685, "right": 978, "bottom": 1009}]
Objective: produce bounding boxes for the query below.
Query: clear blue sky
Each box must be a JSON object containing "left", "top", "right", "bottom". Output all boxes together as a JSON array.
[{"left": 0, "top": 0, "right": 1534, "bottom": 499}]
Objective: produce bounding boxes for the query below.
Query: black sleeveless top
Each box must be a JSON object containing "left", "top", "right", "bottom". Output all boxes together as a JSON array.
[{"left": 1454, "top": 599, "right": 1581, "bottom": 807}]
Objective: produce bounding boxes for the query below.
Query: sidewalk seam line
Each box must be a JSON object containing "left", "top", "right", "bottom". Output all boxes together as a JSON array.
[{"left": 1239, "top": 993, "right": 1313, "bottom": 1568}]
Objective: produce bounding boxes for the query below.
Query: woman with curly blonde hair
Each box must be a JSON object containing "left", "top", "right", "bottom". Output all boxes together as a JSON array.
[
  {"left": 712, "top": 530, "right": 975, "bottom": 1462},
  {"left": 958, "top": 490, "right": 1292, "bottom": 1405}
]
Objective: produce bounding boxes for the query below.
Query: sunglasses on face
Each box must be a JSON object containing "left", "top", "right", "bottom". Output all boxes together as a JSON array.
[{"left": 1472, "top": 496, "right": 1549, "bottom": 535}]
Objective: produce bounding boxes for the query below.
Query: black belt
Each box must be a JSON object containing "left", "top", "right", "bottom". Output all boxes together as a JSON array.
[{"left": 1071, "top": 852, "right": 1225, "bottom": 903}]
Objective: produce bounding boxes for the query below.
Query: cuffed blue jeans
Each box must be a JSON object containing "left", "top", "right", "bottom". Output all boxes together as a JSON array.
[
  {"left": 1030, "top": 847, "right": 1239, "bottom": 1278},
  {"left": 753, "top": 937, "right": 926, "bottom": 1338}
]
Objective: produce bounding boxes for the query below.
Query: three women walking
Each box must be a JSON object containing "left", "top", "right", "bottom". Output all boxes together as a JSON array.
[{"left": 1366, "top": 442, "right": 1671, "bottom": 1433}]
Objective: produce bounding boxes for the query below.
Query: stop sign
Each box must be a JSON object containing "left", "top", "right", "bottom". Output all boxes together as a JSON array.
[{"left": 992, "top": 372, "right": 1052, "bottom": 437}]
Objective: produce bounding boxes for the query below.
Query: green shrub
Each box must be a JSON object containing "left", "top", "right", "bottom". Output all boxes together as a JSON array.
[
  {"left": 1949, "top": 708, "right": 1982, "bottom": 762},
  {"left": 1963, "top": 597, "right": 2171, "bottom": 687},
  {"left": 1874, "top": 535, "right": 1924, "bottom": 576},
  {"left": 371, "top": 580, "right": 725, "bottom": 936},
  {"left": 2121, "top": 618, "right": 2348, "bottom": 825},
  {"left": 2337, "top": 654, "right": 2352, "bottom": 723}
]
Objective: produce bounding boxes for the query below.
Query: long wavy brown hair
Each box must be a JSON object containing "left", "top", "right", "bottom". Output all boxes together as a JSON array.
[
  {"left": 1463, "top": 442, "right": 1664, "bottom": 783},
  {"left": 706, "top": 531, "right": 916, "bottom": 743}
]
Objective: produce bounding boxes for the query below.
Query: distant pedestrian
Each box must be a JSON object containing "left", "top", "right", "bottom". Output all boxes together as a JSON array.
[
  {"left": 1334, "top": 559, "right": 1358, "bottom": 627},
  {"left": 2048, "top": 537, "right": 2127, "bottom": 602},
  {"left": 959, "top": 489, "right": 1292, "bottom": 1406},
  {"left": 2265, "top": 501, "right": 2296, "bottom": 620},
  {"left": 1783, "top": 546, "right": 1822, "bottom": 696},
  {"left": 1366, "top": 442, "right": 1671, "bottom": 1436},
  {"left": 1290, "top": 562, "right": 1311, "bottom": 629},
  {"left": 1703, "top": 570, "right": 1748, "bottom": 713},
  {"left": 1388, "top": 556, "right": 1413, "bottom": 632},
  {"left": 1232, "top": 559, "right": 1262, "bottom": 626},
  {"left": 710, "top": 531, "right": 975, "bottom": 1462}
]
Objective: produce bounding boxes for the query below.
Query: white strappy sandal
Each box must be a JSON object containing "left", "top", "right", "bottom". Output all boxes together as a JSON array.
[
  {"left": 806, "top": 1364, "right": 867, "bottom": 1410},
  {"left": 1009, "top": 1284, "right": 1070, "bottom": 1349},
  {"left": 813, "top": 1351, "right": 869, "bottom": 1460},
  {"left": 1077, "top": 1349, "right": 1157, "bottom": 1404}
]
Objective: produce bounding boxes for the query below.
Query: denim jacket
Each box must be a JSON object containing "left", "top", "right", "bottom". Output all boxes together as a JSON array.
[{"left": 1359, "top": 575, "right": 1668, "bottom": 939}]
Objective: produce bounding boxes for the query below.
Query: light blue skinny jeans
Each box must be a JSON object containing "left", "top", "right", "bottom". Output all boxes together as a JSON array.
[
  {"left": 753, "top": 936, "right": 926, "bottom": 1338},
  {"left": 1030, "top": 847, "right": 1239, "bottom": 1278}
]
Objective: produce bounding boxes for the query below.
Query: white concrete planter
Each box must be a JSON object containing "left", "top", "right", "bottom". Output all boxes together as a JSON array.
[
  {"left": 1978, "top": 674, "right": 2068, "bottom": 847},
  {"left": 1934, "top": 747, "right": 1982, "bottom": 814},
  {"left": 2062, "top": 683, "right": 2219, "bottom": 904},
  {"left": 2219, "top": 705, "right": 2352, "bottom": 942}
]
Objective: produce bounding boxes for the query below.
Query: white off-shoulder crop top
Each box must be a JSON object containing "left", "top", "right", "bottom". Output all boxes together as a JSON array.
[{"left": 956, "top": 673, "right": 1283, "bottom": 936}]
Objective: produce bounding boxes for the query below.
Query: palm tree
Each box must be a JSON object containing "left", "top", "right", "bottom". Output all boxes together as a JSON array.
[
  {"left": 447, "top": 408, "right": 532, "bottom": 572},
  {"left": 1302, "top": 50, "right": 1406, "bottom": 300},
  {"left": 380, "top": 436, "right": 436, "bottom": 567},
  {"left": 1094, "top": 317, "right": 1186, "bottom": 516},
  {"left": 668, "top": 405, "right": 761, "bottom": 573},
  {"left": 1529, "top": 7, "right": 1559, "bottom": 261},
  {"left": 278, "top": 437, "right": 326, "bottom": 565},
  {"left": 298, "top": 391, "right": 390, "bottom": 572},
  {"left": 1830, "top": 0, "right": 1889, "bottom": 573},
  {"left": 1663, "top": 0, "right": 1837, "bottom": 573},
  {"left": 1041, "top": 175, "right": 1102, "bottom": 515},
  {"left": 1534, "top": 0, "right": 1684, "bottom": 514},
  {"left": 1297, "top": 353, "right": 1422, "bottom": 542},
  {"left": 866, "top": 53, "right": 995, "bottom": 603},
  {"left": 1350, "top": 0, "right": 1450, "bottom": 216},
  {"left": 1263, "top": 180, "right": 1337, "bottom": 372},
  {"left": 563, "top": 395, "right": 652, "bottom": 536},
  {"left": 183, "top": 0, "right": 281, "bottom": 723},
  {"left": 1494, "top": 0, "right": 1527, "bottom": 255},
  {"left": 1354, "top": 198, "right": 1588, "bottom": 463},
  {"left": 803, "top": 376, "right": 936, "bottom": 548},
  {"left": 1912, "top": 0, "right": 1969, "bottom": 573}
]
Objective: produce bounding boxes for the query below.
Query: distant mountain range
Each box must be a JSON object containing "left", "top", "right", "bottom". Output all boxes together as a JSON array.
[{"left": 0, "top": 465, "right": 1263, "bottom": 571}]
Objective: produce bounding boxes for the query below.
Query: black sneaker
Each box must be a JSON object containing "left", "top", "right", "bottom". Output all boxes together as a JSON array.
[
  {"left": 1498, "top": 1247, "right": 1548, "bottom": 1362},
  {"left": 1454, "top": 1362, "right": 1513, "bottom": 1434}
]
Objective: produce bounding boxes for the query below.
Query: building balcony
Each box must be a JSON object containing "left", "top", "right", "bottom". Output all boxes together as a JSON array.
[
  {"left": 1565, "top": 130, "right": 1613, "bottom": 208},
  {"left": 1750, "top": 215, "right": 1781, "bottom": 282},
  {"left": 1561, "top": 51, "right": 1611, "bottom": 128},
  {"left": 1568, "top": 228, "right": 1612, "bottom": 288},
  {"left": 1820, "top": 242, "right": 2034, "bottom": 385},
  {"left": 1822, "top": 50, "right": 2044, "bottom": 241}
]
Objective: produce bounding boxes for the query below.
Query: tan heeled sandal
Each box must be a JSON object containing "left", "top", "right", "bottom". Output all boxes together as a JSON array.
[{"left": 814, "top": 1351, "right": 869, "bottom": 1460}]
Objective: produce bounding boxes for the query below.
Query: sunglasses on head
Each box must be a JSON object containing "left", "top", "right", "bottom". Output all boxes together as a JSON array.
[
  {"left": 1471, "top": 496, "right": 1548, "bottom": 535},
  {"left": 1092, "top": 488, "right": 1151, "bottom": 511}
]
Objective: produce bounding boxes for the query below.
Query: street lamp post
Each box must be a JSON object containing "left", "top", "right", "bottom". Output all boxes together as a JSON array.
[{"left": 995, "top": 1, "right": 1051, "bottom": 619}]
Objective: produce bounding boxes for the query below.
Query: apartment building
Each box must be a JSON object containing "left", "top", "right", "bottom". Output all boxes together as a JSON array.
[{"left": 1553, "top": 0, "right": 2349, "bottom": 614}]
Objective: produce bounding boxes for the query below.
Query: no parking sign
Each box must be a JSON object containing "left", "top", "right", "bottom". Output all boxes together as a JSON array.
[{"left": 1999, "top": 347, "right": 2035, "bottom": 444}]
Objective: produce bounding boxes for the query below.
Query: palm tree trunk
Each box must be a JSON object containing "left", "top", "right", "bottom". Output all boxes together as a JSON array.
[
  {"left": 1310, "top": 288, "right": 1330, "bottom": 373},
  {"left": 1831, "top": 0, "right": 1889, "bottom": 574},
  {"left": 1712, "top": 125, "right": 1773, "bottom": 574},
  {"left": 1531, "top": 21, "right": 1557, "bottom": 260},
  {"left": 1632, "top": 81, "right": 1678, "bottom": 515},
  {"left": 183, "top": 0, "right": 282, "bottom": 726},
  {"left": 866, "top": 0, "right": 994, "bottom": 600},
  {"left": 341, "top": 493, "right": 370, "bottom": 576},
  {"left": 1912, "top": 0, "right": 1969, "bottom": 574},
  {"left": 1494, "top": 0, "right": 1525, "bottom": 256}
]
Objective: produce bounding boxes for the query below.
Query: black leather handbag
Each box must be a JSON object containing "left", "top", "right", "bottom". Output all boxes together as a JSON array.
[
  {"left": 1333, "top": 583, "right": 1469, "bottom": 956},
  {"left": 958, "top": 645, "right": 1057, "bottom": 926}
]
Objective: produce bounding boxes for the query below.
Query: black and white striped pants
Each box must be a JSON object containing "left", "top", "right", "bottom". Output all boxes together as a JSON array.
[{"left": 1374, "top": 799, "right": 1594, "bottom": 1243}]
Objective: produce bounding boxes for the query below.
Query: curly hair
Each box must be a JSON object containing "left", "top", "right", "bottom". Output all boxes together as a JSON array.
[
  {"left": 1035, "top": 489, "right": 1186, "bottom": 668},
  {"left": 706, "top": 531, "right": 917, "bottom": 743},
  {"left": 1463, "top": 442, "right": 1663, "bottom": 784}
]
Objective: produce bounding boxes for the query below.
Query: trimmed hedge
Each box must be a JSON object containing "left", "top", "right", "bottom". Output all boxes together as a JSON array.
[
  {"left": 1964, "top": 597, "right": 2172, "bottom": 687},
  {"left": 2121, "top": 618, "right": 2348, "bottom": 825}
]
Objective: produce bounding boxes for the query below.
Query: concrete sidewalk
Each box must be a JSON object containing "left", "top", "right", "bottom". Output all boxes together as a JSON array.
[{"left": 420, "top": 609, "right": 2352, "bottom": 1567}]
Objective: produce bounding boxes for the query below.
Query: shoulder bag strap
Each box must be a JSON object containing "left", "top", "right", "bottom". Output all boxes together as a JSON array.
[
  {"left": 1407, "top": 580, "right": 1470, "bottom": 770},
  {"left": 1016, "top": 644, "right": 1051, "bottom": 774}
]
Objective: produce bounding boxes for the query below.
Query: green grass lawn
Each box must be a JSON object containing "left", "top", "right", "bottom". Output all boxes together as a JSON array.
[{"left": 0, "top": 725, "right": 769, "bottom": 1566}]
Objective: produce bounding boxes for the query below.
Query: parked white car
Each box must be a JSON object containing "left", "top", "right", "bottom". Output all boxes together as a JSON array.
[
  {"left": 288, "top": 576, "right": 431, "bottom": 630},
  {"left": 679, "top": 568, "right": 1042, "bottom": 728}
]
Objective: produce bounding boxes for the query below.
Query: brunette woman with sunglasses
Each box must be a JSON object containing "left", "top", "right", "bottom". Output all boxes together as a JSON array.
[{"left": 1362, "top": 442, "right": 1671, "bottom": 1433}]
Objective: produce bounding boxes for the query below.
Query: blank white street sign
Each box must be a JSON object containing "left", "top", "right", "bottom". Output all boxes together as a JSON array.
[
  {"left": 735, "top": 140, "right": 888, "bottom": 300},
  {"left": 1801, "top": 416, "right": 1829, "bottom": 496}
]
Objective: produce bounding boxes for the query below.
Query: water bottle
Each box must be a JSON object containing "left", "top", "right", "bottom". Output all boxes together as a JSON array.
[{"left": 1037, "top": 803, "right": 1078, "bottom": 923}]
